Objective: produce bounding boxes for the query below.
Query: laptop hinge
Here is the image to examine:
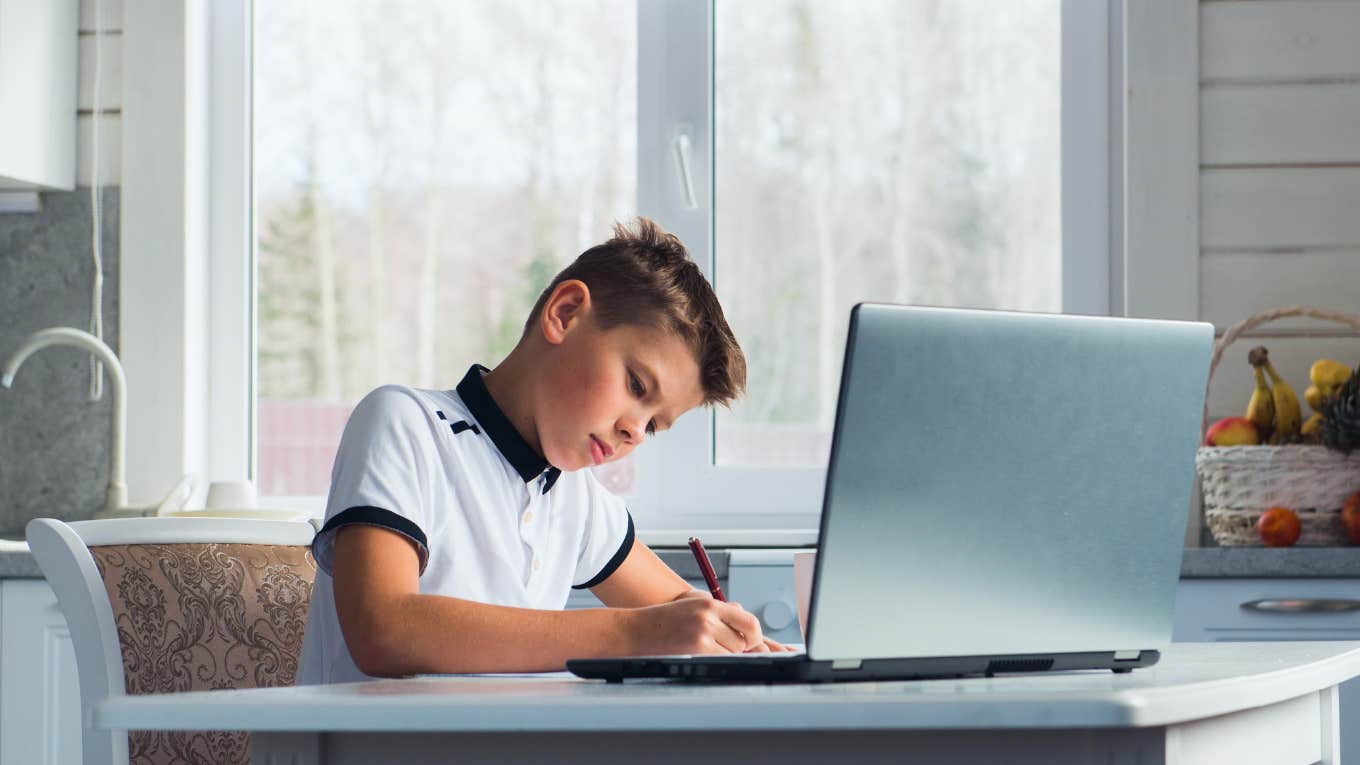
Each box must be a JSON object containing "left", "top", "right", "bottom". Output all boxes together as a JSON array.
[
  {"left": 1113, "top": 650, "right": 1141, "bottom": 661},
  {"left": 831, "top": 659, "right": 863, "bottom": 671}
]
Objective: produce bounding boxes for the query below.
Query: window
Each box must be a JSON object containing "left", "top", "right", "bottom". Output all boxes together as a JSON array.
[
  {"left": 245, "top": 0, "right": 1110, "bottom": 529},
  {"left": 253, "top": 0, "right": 640, "bottom": 499},
  {"left": 712, "top": 0, "right": 1062, "bottom": 469}
]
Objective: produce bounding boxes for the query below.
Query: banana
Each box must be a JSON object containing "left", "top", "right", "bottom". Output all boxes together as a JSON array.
[
  {"left": 1302, "top": 412, "right": 1324, "bottom": 436},
  {"left": 1250, "top": 346, "right": 1300, "bottom": 444},
  {"left": 1246, "top": 365, "right": 1275, "bottom": 437},
  {"left": 1309, "top": 359, "right": 1352, "bottom": 390},
  {"left": 1305, "top": 384, "right": 1325, "bottom": 412}
]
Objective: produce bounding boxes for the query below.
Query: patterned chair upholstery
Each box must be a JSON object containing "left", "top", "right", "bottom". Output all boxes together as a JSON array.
[{"left": 88, "top": 542, "right": 316, "bottom": 765}]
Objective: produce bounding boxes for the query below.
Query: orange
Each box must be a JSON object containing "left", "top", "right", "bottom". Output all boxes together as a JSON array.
[
  {"left": 1341, "top": 492, "right": 1360, "bottom": 545},
  {"left": 1257, "top": 507, "right": 1301, "bottom": 547}
]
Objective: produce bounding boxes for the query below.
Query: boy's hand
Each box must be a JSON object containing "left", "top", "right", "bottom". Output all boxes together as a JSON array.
[
  {"left": 665, "top": 589, "right": 799, "bottom": 652},
  {"left": 628, "top": 590, "right": 765, "bottom": 655}
]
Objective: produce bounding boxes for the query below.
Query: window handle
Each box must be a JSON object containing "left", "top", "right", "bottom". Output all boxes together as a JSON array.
[
  {"left": 671, "top": 126, "right": 698, "bottom": 210},
  {"left": 1240, "top": 599, "right": 1360, "bottom": 614}
]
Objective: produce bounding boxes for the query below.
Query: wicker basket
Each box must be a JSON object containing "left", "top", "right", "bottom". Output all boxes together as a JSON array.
[{"left": 1196, "top": 307, "right": 1360, "bottom": 546}]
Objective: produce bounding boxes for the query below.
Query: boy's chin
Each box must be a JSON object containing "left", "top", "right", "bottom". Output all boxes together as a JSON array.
[{"left": 542, "top": 446, "right": 590, "bottom": 472}]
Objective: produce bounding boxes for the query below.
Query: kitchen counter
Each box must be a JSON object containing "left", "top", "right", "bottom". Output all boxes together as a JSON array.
[
  {"left": 1, "top": 539, "right": 1357, "bottom": 580},
  {"left": 0, "top": 540, "right": 40, "bottom": 578},
  {"left": 1181, "top": 546, "right": 1360, "bottom": 578}
]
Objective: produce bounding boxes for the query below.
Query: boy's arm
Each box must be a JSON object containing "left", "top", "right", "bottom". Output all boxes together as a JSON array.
[
  {"left": 590, "top": 540, "right": 795, "bottom": 653},
  {"left": 587, "top": 537, "right": 691, "bottom": 608},
  {"left": 331, "top": 525, "right": 767, "bottom": 676}
]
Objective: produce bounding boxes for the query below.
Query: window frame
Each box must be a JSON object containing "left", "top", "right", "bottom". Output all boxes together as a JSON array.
[
  {"left": 629, "top": 0, "right": 1118, "bottom": 534},
  {"left": 175, "top": 0, "right": 1148, "bottom": 524}
]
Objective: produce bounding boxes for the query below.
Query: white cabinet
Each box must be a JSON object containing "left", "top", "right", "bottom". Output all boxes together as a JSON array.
[
  {"left": 0, "top": 0, "right": 78, "bottom": 190},
  {"left": 0, "top": 578, "right": 82, "bottom": 765},
  {"left": 1175, "top": 578, "right": 1360, "bottom": 761}
]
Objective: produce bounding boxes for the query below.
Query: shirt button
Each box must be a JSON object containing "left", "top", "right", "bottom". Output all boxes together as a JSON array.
[
  {"left": 532, "top": 558, "right": 542, "bottom": 571},
  {"left": 522, "top": 510, "right": 534, "bottom": 524}
]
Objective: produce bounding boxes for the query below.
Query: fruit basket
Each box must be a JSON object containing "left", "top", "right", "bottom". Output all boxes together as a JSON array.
[{"left": 1196, "top": 307, "right": 1360, "bottom": 546}]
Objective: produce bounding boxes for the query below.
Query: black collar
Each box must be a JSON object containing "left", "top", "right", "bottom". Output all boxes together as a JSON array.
[{"left": 455, "top": 364, "right": 562, "bottom": 493}]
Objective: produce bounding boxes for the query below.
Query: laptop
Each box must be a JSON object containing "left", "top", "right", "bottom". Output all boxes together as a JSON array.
[{"left": 567, "top": 303, "right": 1214, "bottom": 683}]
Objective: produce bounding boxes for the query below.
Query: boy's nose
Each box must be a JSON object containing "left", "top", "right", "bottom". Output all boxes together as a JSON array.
[{"left": 617, "top": 420, "right": 643, "bottom": 446}]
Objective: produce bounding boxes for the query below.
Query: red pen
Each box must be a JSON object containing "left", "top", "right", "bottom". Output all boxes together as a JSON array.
[{"left": 688, "top": 536, "right": 726, "bottom": 602}]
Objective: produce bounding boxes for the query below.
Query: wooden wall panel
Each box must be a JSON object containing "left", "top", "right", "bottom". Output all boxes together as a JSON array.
[
  {"left": 1201, "top": 1, "right": 1360, "bottom": 82},
  {"left": 1201, "top": 168, "right": 1360, "bottom": 250},
  {"left": 1202, "top": 84, "right": 1360, "bottom": 165},
  {"left": 78, "top": 0, "right": 122, "bottom": 33},
  {"left": 76, "top": 114, "right": 120, "bottom": 186},
  {"left": 1201, "top": 252, "right": 1360, "bottom": 332},
  {"left": 77, "top": 35, "right": 121, "bottom": 112}
]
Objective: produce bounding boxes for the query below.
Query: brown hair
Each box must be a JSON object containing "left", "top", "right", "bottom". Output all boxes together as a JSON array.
[{"left": 526, "top": 217, "right": 747, "bottom": 407}]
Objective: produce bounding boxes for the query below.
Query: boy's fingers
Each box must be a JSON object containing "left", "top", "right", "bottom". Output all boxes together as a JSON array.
[
  {"left": 672, "top": 589, "right": 709, "bottom": 602},
  {"left": 708, "top": 622, "right": 745, "bottom": 653},
  {"left": 719, "top": 603, "right": 765, "bottom": 651}
]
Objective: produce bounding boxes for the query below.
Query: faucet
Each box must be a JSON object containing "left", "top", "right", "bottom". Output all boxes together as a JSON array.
[{"left": 1, "top": 327, "right": 195, "bottom": 518}]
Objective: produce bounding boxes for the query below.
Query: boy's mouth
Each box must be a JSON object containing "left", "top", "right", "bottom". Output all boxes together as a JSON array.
[{"left": 589, "top": 435, "right": 613, "bottom": 465}]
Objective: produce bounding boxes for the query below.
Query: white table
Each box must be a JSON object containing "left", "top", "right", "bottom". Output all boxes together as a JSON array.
[{"left": 93, "top": 642, "right": 1360, "bottom": 765}]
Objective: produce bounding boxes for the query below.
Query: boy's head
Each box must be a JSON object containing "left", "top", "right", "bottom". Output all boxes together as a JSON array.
[{"left": 514, "top": 217, "right": 746, "bottom": 471}]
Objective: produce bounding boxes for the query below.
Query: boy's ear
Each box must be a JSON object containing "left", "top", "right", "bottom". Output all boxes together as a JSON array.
[{"left": 540, "top": 280, "right": 591, "bottom": 345}]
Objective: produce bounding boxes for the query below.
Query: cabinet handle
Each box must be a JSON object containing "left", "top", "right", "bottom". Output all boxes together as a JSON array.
[{"left": 1240, "top": 599, "right": 1360, "bottom": 614}]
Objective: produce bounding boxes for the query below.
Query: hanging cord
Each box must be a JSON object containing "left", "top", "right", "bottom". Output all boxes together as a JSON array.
[{"left": 88, "top": 0, "right": 105, "bottom": 400}]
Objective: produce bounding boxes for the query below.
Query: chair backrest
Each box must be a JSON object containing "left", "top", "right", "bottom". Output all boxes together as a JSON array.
[{"left": 26, "top": 517, "right": 318, "bottom": 765}]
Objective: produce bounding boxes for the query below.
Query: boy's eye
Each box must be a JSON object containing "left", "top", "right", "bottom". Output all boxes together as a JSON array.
[
  {"left": 646, "top": 420, "right": 657, "bottom": 436},
  {"left": 628, "top": 371, "right": 646, "bottom": 397}
]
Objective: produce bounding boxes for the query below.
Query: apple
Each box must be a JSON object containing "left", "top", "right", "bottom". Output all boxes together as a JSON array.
[
  {"left": 1257, "top": 506, "right": 1301, "bottom": 547},
  {"left": 1341, "top": 491, "right": 1360, "bottom": 545},
  {"left": 1204, "top": 416, "right": 1260, "bottom": 447}
]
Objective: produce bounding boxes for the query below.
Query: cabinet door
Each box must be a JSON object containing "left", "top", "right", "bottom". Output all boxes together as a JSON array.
[
  {"left": 1175, "top": 579, "right": 1360, "bottom": 762},
  {"left": 0, "top": 579, "right": 82, "bottom": 765},
  {"left": 726, "top": 554, "right": 802, "bottom": 646}
]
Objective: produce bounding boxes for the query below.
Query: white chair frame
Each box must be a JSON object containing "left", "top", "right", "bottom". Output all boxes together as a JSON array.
[{"left": 25, "top": 517, "right": 320, "bottom": 765}]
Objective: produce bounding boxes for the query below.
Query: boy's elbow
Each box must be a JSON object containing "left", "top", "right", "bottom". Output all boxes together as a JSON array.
[
  {"left": 347, "top": 624, "right": 415, "bottom": 678},
  {"left": 337, "top": 599, "right": 411, "bottom": 678}
]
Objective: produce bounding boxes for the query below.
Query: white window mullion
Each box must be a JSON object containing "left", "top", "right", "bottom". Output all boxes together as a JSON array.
[
  {"left": 207, "top": 0, "right": 254, "bottom": 488},
  {"left": 1062, "top": 0, "right": 1113, "bottom": 318},
  {"left": 635, "top": 0, "right": 823, "bottom": 532},
  {"left": 121, "top": 1, "right": 210, "bottom": 508}
]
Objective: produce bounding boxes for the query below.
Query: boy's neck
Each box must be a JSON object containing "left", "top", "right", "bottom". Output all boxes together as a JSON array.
[{"left": 480, "top": 350, "right": 544, "bottom": 458}]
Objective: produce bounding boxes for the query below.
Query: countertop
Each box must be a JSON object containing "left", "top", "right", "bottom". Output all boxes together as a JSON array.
[
  {"left": 2, "top": 539, "right": 1359, "bottom": 579},
  {"left": 92, "top": 642, "right": 1360, "bottom": 732}
]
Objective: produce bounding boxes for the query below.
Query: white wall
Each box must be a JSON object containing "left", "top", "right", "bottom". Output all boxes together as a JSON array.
[{"left": 1199, "top": 0, "right": 1360, "bottom": 421}]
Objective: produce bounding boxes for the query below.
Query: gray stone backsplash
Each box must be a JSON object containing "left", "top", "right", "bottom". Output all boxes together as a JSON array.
[{"left": 0, "top": 190, "right": 120, "bottom": 536}]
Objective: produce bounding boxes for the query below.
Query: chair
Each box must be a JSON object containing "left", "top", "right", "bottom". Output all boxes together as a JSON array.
[{"left": 26, "top": 517, "right": 318, "bottom": 765}]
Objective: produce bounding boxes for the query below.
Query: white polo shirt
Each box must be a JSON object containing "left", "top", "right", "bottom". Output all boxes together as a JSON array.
[{"left": 298, "top": 364, "right": 635, "bottom": 685}]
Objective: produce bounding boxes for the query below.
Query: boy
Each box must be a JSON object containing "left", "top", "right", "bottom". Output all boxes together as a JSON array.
[{"left": 299, "top": 217, "right": 790, "bottom": 683}]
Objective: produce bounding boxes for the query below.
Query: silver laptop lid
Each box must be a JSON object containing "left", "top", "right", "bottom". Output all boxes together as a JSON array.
[{"left": 806, "top": 304, "right": 1213, "bottom": 662}]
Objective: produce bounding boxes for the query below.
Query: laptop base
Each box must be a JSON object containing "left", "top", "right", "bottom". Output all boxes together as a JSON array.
[{"left": 567, "top": 649, "right": 1159, "bottom": 684}]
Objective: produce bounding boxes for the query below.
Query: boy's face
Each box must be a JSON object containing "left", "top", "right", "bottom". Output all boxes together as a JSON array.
[{"left": 534, "top": 283, "right": 705, "bottom": 472}]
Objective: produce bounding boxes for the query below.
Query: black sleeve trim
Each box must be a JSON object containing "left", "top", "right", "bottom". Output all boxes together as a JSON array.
[
  {"left": 311, "top": 505, "right": 430, "bottom": 577},
  {"left": 573, "top": 512, "right": 635, "bottom": 590}
]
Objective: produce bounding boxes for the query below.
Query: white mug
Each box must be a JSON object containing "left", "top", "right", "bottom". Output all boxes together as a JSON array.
[
  {"left": 793, "top": 551, "right": 816, "bottom": 641},
  {"left": 205, "top": 480, "right": 258, "bottom": 510}
]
